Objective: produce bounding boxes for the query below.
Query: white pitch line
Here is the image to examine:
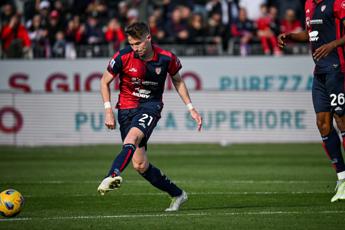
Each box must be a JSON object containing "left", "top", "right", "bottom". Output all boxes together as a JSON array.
[
  {"left": 1, "top": 210, "right": 344, "bottom": 222},
  {"left": 0, "top": 180, "right": 333, "bottom": 185},
  {"left": 23, "top": 191, "right": 330, "bottom": 198}
]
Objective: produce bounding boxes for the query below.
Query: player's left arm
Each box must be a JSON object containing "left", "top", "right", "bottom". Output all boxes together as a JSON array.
[
  {"left": 314, "top": 2, "right": 345, "bottom": 61},
  {"left": 171, "top": 72, "right": 203, "bottom": 131}
]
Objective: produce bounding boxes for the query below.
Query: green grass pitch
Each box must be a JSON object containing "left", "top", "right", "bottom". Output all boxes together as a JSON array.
[{"left": 0, "top": 143, "right": 345, "bottom": 229}]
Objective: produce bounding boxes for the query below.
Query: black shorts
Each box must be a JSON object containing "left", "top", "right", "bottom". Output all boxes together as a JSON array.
[
  {"left": 312, "top": 70, "right": 345, "bottom": 116},
  {"left": 117, "top": 101, "right": 163, "bottom": 148}
]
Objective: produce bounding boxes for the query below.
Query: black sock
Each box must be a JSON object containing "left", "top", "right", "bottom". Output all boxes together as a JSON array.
[
  {"left": 107, "top": 144, "right": 136, "bottom": 177},
  {"left": 341, "top": 131, "right": 345, "bottom": 151},
  {"left": 322, "top": 129, "right": 345, "bottom": 173},
  {"left": 140, "top": 164, "right": 182, "bottom": 197}
]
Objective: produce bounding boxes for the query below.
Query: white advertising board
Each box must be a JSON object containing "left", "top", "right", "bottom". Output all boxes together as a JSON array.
[
  {"left": 0, "top": 56, "right": 314, "bottom": 93},
  {"left": 0, "top": 92, "right": 319, "bottom": 146}
]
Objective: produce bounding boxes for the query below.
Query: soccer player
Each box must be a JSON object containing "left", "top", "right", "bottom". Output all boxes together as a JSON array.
[
  {"left": 97, "top": 22, "right": 203, "bottom": 211},
  {"left": 278, "top": 1, "right": 345, "bottom": 202}
]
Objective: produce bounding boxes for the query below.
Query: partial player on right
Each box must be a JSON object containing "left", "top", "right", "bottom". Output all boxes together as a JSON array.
[{"left": 278, "top": 0, "right": 345, "bottom": 202}]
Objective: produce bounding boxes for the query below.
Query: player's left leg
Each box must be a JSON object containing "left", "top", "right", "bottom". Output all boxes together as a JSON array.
[
  {"left": 132, "top": 147, "right": 188, "bottom": 211},
  {"left": 333, "top": 114, "right": 345, "bottom": 202}
]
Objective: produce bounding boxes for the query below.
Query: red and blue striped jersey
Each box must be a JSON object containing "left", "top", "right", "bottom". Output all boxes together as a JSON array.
[
  {"left": 107, "top": 45, "right": 182, "bottom": 109},
  {"left": 305, "top": 0, "right": 345, "bottom": 73}
]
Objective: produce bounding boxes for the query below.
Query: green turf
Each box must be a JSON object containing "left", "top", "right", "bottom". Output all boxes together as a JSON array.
[{"left": 0, "top": 143, "right": 345, "bottom": 229}]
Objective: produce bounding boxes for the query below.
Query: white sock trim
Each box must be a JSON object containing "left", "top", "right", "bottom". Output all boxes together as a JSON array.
[{"left": 337, "top": 171, "right": 345, "bottom": 180}]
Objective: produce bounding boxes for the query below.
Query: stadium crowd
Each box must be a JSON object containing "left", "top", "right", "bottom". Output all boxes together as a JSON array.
[{"left": 0, "top": 0, "right": 306, "bottom": 58}]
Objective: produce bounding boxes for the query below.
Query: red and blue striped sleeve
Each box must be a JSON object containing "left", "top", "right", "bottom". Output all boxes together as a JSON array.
[
  {"left": 107, "top": 51, "right": 122, "bottom": 76},
  {"left": 168, "top": 53, "right": 182, "bottom": 76}
]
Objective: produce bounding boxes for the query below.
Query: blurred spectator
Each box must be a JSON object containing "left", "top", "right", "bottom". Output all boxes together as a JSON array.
[
  {"left": 52, "top": 30, "right": 66, "bottom": 58},
  {"left": 27, "top": 14, "right": 50, "bottom": 58},
  {"left": 105, "top": 0, "right": 119, "bottom": 19},
  {"left": 256, "top": 4, "right": 281, "bottom": 55},
  {"left": 47, "top": 10, "right": 64, "bottom": 46},
  {"left": 148, "top": 15, "right": 165, "bottom": 43},
  {"left": 279, "top": 8, "right": 303, "bottom": 54},
  {"left": 161, "top": 0, "right": 194, "bottom": 22},
  {"left": 188, "top": 13, "right": 206, "bottom": 44},
  {"left": 1, "top": 2, "right": 16, "bottom": 26},
  {"left": 65, "top": 15, "right": 81, "bottom": 43},
  {"left": 269, "top": 5, "right": 280, "bottom": 36},
  {"left": 239, "top": 0, "right": 266, "bottom": 21},
  {"left": 231, "top": 7, "right": 255, "bottom": 56},
  {"left": 179, "top": 4, "right": 193, "bottom": 23},
  {"left": 117, "top": 1, "right": 129, "bottom": 26},
  {"left": 0, "top": 0, "right": 308, "bottom": 58},
  {"left": 86, "top": 0, "right": 107, "bottom": 24},
  {"left": 37, "top": 0, "right": 51, "bottom": 28},
  {"left": 280, "top": 8, "right": 302, "bottom": 35},
  {"left": 268, "top": 0, "right": 303, "bottom": 25},
  {"left": 206, "top": 11, "right": 224, "bottom": 47},
  {"left": 105, "top": 18, "right": 126, "bottom": 51},
  {"left": 164, "top": 6, "right": 189, "bottom": 43},
  {"left": 23, "top": 0, "right": 37, "bottom": 22},
  {"left": 207, "top": 0, "right": 239, "bottom": 52},
  {"left": 126, "top": 8, "right": 140, "bottom": 26},
  {"left": 1, "top": 13, "right": 31, "bottom": 58},
  {"left": 83, "top": 12, "right": 104, "bottom": 45},
  {"left": 52, "top": 1, "right": 67, "bottom": 25},
  {"left": 64, "top": 15, "right": 83, "bottom": 59},
  {"left": 71, "top": 0, "right": 90, "bottom": 17}
]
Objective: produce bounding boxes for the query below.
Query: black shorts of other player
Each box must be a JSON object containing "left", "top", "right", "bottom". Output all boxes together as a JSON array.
[{"left": 312, "top": 68, "right": 345, "bottom": 116}]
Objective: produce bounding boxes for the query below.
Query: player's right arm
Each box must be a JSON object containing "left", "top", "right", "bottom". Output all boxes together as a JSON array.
[
  {"left": 171, "top": 72, "right": 203, "bottom": 131},
  {"left": 277, "top": 31, "right": 309, "bottom": 48},
  {"left": 100, "top": 69, "right": 116, "bottom": 130}
]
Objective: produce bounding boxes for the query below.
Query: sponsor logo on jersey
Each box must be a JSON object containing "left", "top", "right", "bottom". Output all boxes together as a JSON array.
[
  {"left": 131, "top": 78, "right": 141, "bottom": 85},
  {"left": 142, "top": 81, "right": 158, "bottom": 86},
  {"left": 309, "top": 19, "right": 323, "bottom": 25},
  {"left": 129, "top": 67, "right": 138, "bottom": 73},
  {"left": 321, "top": 5, "right": 326, "bottom": 12},
  {"left": 132, "top": 92, "right": 150, "bottom": 98},
  {"left": 132, "top": 88, "right": 151, "bottom": 99},
  {"left": 309, "top": 31, "right": 319, "bottom": 42},
  {"left": 306, "top": 9, "right": 310, "bottom": 13}
]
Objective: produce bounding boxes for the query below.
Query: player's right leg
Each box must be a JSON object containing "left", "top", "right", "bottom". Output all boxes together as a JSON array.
[
  {"left": 132, "top": 148, "right": 188, "bottom": 211},
  {"left": 97, "top": 127, "right": 144, "bottom": 195},
  {"left": 317, "top": 112, "right": 345, "bottom": 202}
]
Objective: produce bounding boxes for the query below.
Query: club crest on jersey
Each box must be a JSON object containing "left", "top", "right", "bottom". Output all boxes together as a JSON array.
[
  {"left": 321, "top": 5, "right": 326, "bottom": 12},
  {"left": 155, "top": 67, "right": 161, "bottom": 75},
  {"left": 342, "top": 1, "right": 345, "bottom": 9}
]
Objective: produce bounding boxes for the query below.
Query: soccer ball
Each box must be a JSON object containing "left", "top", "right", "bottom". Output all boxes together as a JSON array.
[{"left": 0, "top": 189, "right": 24, "bottom": 218}]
